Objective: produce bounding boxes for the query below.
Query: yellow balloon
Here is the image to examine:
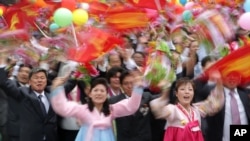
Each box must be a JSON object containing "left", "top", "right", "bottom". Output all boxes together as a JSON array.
[
  {"left": 72, "top": 9, "right": 89, "bottom": 26},
  {"left": 0, "top": 9, "right": 3, "bottom": 16}
]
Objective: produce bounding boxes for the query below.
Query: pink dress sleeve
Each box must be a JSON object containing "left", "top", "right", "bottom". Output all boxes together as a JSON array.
[
  {"left": 110, "top": 86, "right": 143, "bottom": 118},
  {"left": 193, "top": 87, "right": 224, "bottom": 117},
  {"left": 50, "top": 86, "right": 87, "bottom": 119}
]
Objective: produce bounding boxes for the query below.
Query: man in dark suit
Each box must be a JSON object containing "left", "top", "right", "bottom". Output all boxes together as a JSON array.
[
  {"left": 109, "top": 70, "right": 163, "bottom": 141},
  {"left": 0, "top": 88, "right": 8, "bottom": 141},
  {"left": 6, "top": 64, "right": 32, "bottom": 141},
  {"left": 0, "top": 65, "right": 75, "bottom": 141},
  {"left": 205, "top": 71, "right": 250, "bottom": 141}
]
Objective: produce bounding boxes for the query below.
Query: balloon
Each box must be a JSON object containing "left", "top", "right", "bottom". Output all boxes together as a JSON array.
[
  {"left": 238, "top": 12, "right": 250, "bottom": 30},
  {"left": 0, "top": 5, "right": 6, "bottom": 16},
  {"left": 49, "top": 23, "right": 59, "bottom": 32},
  {"left": 182, "top": 10, "right": 193, "bottom": 22},
  {"left": 0, "top": 9, "right": 3, "bottom": 16},
  {"left": 72, "top": 9, "right": 88, "bottom": 26},
  {"left": 80, "top": 3, "right": 89, "bottom": 10},
  {"left": 185, "top": 2, "right": 194, "bottom": 10},
  {"left": 243, "top": 0, "right": 250, "bottom": 12},
  {"left": 53, "top": 8, "right": 73, "bottom": 27},
  {"left": 179, "top": 0, "right": 187, "bottom": 6}
]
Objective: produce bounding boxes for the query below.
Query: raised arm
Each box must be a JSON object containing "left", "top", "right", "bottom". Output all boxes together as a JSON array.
[
  {"left": 0, "top": 59, "right": 21, "bottom": 99},
  {"left": 49, "top": 77, "right": 84, "bottom": 119},
  {"left": 193, "top": 71, "right": 224, "bottom": 117},
  {"left": 111, "top": 71, "right": 144, "bottom": 118},
  {"left": 149, "top": 80, "right": 171, "bottom": 119},
  {"left": 111, "top": 86, "right": 143, "bottom": 118}
]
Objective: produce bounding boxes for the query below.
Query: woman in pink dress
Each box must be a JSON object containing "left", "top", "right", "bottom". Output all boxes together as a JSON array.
[
  {"left": 150, "top": 72, "right": 224, "bottom": 141},
  {"left": 49, "top": 72, "right": 144, "bottom": 141}
]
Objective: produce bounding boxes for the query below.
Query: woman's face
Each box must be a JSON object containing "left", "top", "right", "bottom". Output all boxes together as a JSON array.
[
  {"left": 189, "top": 41, "right": 199, "bottom": 52},
  {"left": 89, "top": 84, "right": 108, "bottom": 105},
  {"left": 175, "top": 83, "right": 194, "bottom": 107},
  {"left": 110, "top": 72, "right": 121, "bottom": 89}
]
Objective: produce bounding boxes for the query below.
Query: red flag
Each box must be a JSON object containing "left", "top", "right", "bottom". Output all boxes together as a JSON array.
[
  {"left": 127, "top": 0, "right": 167, "bottom": 10},
  {"left": 203, "top": 45, "right": 250, "bottom": 86},
  {"left": 68, "top": 27, "right": 124, "bottom": 63}
]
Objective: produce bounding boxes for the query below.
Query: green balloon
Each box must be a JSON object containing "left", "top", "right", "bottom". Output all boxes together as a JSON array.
[{"left": 53, "top": 8, "right": 73, "bottom": 27}]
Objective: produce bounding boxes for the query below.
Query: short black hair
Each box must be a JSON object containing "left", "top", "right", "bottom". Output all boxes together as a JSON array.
[
  {"left": 19, "top": 64, "right": 33, "bottom": 71},
  {"left": 29, "top": 68, "right": 48, "bottom": 79},
  {"left": 132, "top": 51, "right": 146, "bottom": 58},
  {"left": 119, "top": 70, "right": 131, "bottom": 84},
  {"left": 201, "top": 56, "right": 218, "bottom": 68}
]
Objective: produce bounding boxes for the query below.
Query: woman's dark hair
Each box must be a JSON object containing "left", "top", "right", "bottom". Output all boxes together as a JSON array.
[
  {"left": 169, "top": 77, "right": 195, "bottom": 104},
  {"left": 106, "top": 66, "right": 125, "bottom": 83},
  {"left": 77, "top": 80, "right": 90, "bottom": 104},
  {"left": 87, "top": 78, "right": 110, "bottom": 116}
]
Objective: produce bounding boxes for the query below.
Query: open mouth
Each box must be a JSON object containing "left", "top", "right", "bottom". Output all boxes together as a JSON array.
[{"left": 183, "top": 96, "right": 190, "bottom": 100}]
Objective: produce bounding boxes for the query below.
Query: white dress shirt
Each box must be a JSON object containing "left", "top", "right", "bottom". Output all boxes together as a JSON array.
[
  {"left": 34, "top": 91, "right": 50, "bottom": 113},
  {"left": 222, "top": 88, "right": 248, "bottom": 141}
]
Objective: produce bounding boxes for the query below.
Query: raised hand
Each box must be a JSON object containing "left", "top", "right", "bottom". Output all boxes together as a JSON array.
[
  {"left": 51, "top": 75, "right": 69, "bottom": 90},
  {"left": 131, "top": 69, "right": 144, "bottom": 87}
]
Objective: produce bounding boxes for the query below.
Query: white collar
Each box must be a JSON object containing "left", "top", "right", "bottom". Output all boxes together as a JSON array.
[{"left": 34, "top": 91, "right": 45, "bottom": 97}]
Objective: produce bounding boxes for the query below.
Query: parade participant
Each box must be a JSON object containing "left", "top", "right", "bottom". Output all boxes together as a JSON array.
[
  {"left": 49, "top": 71, "right": 144, "bottom": 141},
  {"left": 150, "top": 71, "right": 224, "bottom": 141}
]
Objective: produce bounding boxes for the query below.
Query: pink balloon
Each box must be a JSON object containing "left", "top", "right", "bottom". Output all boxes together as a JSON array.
[
  {"left": 185, "top": 2, "right": 195, "bottom": 10},
  {"left": 238, "top": 12, "right": 250, "bottom": 30}
]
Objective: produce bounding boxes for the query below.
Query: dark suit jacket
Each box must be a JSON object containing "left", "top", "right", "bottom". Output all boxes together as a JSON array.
[
  {"left": 206, "top": 88, "right": 250, "bottom": 141},
  {"left": 109, "top": 92, "right": 160, "bottom": 141},
  {"left": 6, "top": 79, "right": 22, "bottom": 138},
  {"left": 0, "top": 88, "right": 8, "bottom": 127},
  {"left": 0, "top": 68, "right": 75, "bottom": 141}
]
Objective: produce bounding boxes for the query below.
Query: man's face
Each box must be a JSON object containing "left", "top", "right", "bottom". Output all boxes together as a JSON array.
[
  {"left": 109, "top": 54, "right": 122, "bottom": 68},
  {"left": 223, "top": 72, "right": 241, "bottom": 89},
  {"left": 132, "top": 53, "right": 144, "bottom": 67},
  {"left": 121, "top": 75, "right": 134, "bottom": 97},
  {"left": 29, "top": 72, "right": 47, "bottom": 93},
  {"left": 17, "top": 67, "right": 31, "bottom": 84}
]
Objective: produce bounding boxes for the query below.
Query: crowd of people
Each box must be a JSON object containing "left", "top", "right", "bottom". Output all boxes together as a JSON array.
[
  {"left": 1, "top": 0, "right": 250, "bottom": 141},
  {"left": 0, "top": 25, "right": 250, "bottom": 141}
]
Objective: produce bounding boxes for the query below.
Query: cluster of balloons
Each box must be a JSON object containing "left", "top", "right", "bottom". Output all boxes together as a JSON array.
[
  {"left": 50, "top": 3, "right": 89, "bottom": 32},
  {"left": 181, "top": 1, "right": 203, "bottom": 22},
  {"left": 238, "top": 0, "right": 250, "bottom": 30}
]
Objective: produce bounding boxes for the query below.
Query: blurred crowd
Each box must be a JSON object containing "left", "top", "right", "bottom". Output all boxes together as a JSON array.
[{"left": 1, "top": 0, "right": 250, "bottom": 141}]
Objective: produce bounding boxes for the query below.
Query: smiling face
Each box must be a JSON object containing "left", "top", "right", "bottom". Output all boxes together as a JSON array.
[
  {"left": 29, "top": 72, "right": 47, "bottom": 93},
  {"left": 175, "top": 79, "right": 195, "bottom": 108},
  {"left": 17, "top": 66, "right": 31, "bottom": 85},
  {"left": 89, "top": 84, "right": 108, "bottom": 105}
]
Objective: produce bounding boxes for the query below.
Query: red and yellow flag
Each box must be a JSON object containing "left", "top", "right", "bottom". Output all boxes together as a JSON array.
[
  {"left": 203, "top": 45, "right": 250, "bottom": 86},
  {"left": 68, "top": 27, "right": 124, "bottom": 63}
]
